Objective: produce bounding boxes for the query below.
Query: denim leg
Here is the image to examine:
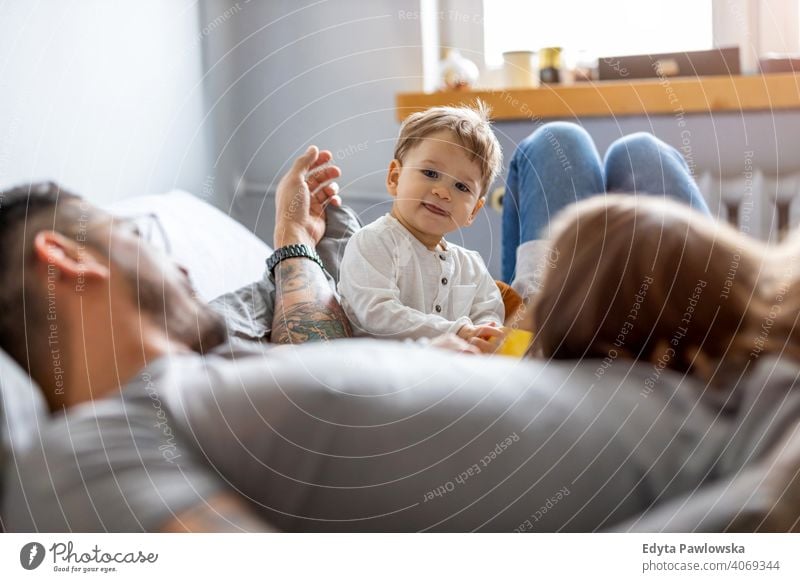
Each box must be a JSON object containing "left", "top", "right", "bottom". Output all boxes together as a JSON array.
[
  {"left": 604, "top": 132, "right": 710, "bottom": 216},
  {"left": 502, "top": 122, "right": 605, "bottom": 282},
  {"left": 502, "top": 153, "right": 522, "bottom": 283}
]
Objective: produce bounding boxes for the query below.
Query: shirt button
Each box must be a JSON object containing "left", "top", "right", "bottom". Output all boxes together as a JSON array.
[
  {"left": 439, "top": 254, "right": 446, "bottom": 260},
  {"left": 441, "top": 277, "right": 448, "bottom": 285},
  {"left": 435, "top": 305, "right": 442, "bottom": 313}
]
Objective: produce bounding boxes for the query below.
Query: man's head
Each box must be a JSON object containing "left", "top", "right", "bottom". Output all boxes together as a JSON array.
[
  {"left": 0, "top": 182, "right": 226, "bottom": 405},
  {"left": 387, "top": 102, "right": 502, "bottom": 248}
]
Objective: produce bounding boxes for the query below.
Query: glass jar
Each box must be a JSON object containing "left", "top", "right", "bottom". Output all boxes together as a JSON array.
[{"left": 539, "top": 47, "right": 563, "bottom": 84}]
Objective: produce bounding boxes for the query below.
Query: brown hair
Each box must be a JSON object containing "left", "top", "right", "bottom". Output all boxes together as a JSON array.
[
  {"left": 530, "top": 195, "right": 789, "bottom": 386},
  {"left": 0, "top": 182, "right": 83, "bottom": 382},
  {"left": 394, "top": 101, "right": 502, "bottom": 196}
]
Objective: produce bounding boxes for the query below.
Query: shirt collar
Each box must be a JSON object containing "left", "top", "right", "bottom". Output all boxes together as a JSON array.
[{"left": 384, "top": 213, "right": 448, "bottom": 253}]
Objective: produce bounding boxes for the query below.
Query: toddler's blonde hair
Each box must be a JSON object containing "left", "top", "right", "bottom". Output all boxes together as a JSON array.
[{"left": 394, "top": 101, "right": 502, "bottom": 196}]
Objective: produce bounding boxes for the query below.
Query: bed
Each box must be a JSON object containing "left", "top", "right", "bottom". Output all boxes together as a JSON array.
[{"left": 2, "top": 191, "right": 799, "bottom": 532}]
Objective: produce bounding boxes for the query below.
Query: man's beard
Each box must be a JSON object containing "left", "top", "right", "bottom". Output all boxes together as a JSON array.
[{"left": 127, "top": 264, "right": 228, "bottom": 354}]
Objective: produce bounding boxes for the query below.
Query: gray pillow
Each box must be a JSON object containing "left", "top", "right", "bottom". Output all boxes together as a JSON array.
[
  {"left": 0, "top": 349, "right": 48, "bottom": 530},
  {"left": 609, "top": 356, "right": 800, "bottom": 532}
]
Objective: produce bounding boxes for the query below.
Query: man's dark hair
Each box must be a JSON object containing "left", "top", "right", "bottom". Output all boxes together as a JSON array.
[{"left": 0, "top": 182, "right": 81, "bottom": 380}]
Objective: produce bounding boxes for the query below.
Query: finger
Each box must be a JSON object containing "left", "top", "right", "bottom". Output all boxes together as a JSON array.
[
  {"left": 308, "top": 150, "right": 333, "bottom": 170},
  {"left": 313, "top": 182, "right": 339, "bottom": 205},
  {"left": 321, "top": 194, "right": 342, "bottom": 210},
  {"left": 292, "top": 145, "right": 319, "bottom": 173},
  {"left": 308, "top": 164, "right": 341, "bottom": 185},
  {"left": 309, "top": 150, "right": 334, "bottom": 170},
  {"left": 317, "top": 186, "right": 335, "bottom": 203},
  {"left": 476, "top": 326, "right": 505, "bottom": 339},
  {"left": 310, "top": 173, "right": 339, "bottom": 193},
  {"left": 469, "top": 337, "right": 495, "bottom": 354},
  {"left": 321, "top": 181, "right": 340, "bottom": 198},
  {"left": 307, "top": 166, "right": 341, "bottom": 196},
  {"left": 305, "top": 155, "right": 336, "bottom": 186}
]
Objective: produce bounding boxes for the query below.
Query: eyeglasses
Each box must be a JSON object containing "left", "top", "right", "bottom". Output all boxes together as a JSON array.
[{"left": 122, "top": 213, "right": 172, "bottom": 256}]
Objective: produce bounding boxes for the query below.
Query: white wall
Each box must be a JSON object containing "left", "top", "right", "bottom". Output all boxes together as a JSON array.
[
  {"left": 0, "top": 0, "right": 211, "bottom": 205},
  {"left": 200, "top": 0, "right": 429, "bottom": 216}
]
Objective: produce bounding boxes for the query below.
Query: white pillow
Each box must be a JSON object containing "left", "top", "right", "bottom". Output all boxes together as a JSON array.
[{"left": 105, "top": 191, "right": 272, "bottom": 302}]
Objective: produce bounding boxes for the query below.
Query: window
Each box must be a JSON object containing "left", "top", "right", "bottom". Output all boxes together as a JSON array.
[
  {"left": 431, "top": 0, "right": 800, "bottom": 90},
  {"left": 483, "top": 0, "right": 713, "bottom": 68}
]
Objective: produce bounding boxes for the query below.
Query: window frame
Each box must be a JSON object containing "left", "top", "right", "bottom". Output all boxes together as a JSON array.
[{"left": 431, "top": 0, "right": 799, "bottom": 89}]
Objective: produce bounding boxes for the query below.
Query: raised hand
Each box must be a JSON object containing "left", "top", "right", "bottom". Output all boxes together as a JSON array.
[{"left": 274, "top": 145, "right": 342, "bottom": 249}]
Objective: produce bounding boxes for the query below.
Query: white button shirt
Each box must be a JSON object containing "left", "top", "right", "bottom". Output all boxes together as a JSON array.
[{"left": 338, "top": 214, "right": 504, "bottom": 340}]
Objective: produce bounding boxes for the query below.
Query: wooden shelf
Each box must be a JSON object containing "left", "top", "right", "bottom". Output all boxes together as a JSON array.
[{"left": 396, "top": 73, "right": 800, "bottom": 121}]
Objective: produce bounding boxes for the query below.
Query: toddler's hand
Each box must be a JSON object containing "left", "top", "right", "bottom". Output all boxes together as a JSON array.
[
  {"left": 457, "top": 323, "right": 505, "bottom": 354},
  {"left": 429, "top": 333, "right": 481, "bottom": 355}
]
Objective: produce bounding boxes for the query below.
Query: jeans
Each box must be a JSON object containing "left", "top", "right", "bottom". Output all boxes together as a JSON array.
[{"left": 501, "top": 122, "right": 711, "bottom": 283}]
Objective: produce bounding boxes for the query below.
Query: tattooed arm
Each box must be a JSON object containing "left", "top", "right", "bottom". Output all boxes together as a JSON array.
[
  {"left": 270, "top": 145, "right": 352, "bottom": 344},
  {"left": 271, "top": 257, "right": 351, "bottom": 343}
]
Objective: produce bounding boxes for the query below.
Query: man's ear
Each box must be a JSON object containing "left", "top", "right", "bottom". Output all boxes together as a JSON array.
[
  {"left": 466, "top": 196, "right": 486, "bottom": 225},
  {"left": 33, "top": 231, "right": 109, "bottom": 281},
  {"left": 386, "top": 159, "right": 402, "bottom": 197}
]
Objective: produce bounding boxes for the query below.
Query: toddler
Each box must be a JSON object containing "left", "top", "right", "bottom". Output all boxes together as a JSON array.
[{"left": 338, "top": 103, "right": 505, "bottom": 352}]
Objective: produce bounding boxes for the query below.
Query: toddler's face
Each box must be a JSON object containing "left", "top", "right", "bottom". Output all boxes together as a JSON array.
[{"left": 387, "top": 130, "right": 485, "bottom": 249}]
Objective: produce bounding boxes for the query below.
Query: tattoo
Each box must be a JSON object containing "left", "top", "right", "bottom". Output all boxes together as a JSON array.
[{"left": 271, "top": 258, "right": 352, "bottom": 344}]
